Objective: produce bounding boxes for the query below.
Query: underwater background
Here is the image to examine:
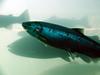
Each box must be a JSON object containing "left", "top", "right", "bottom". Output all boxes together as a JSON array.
[{"left": 0, "top": 0, "right": 100, "bottom": 75}]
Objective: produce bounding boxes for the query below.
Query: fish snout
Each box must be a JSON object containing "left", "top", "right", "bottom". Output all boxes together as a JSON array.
[{"left": 22, "top": 22, "right": 28, "bottom": 29}]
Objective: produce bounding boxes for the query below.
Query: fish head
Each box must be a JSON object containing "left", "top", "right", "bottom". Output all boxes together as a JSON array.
[{"left": 22, "top": 21, "right": 43, "bottom": 38}]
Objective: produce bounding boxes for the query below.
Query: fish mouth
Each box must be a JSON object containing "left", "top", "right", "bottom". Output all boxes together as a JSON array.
[{"left": 22, "top": 22, "right": 28, "bottom": 29}]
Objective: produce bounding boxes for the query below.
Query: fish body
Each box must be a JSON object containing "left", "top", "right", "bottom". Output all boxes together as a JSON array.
[{"left": 22, "top": 21, "right": 100, "bottom": 58}]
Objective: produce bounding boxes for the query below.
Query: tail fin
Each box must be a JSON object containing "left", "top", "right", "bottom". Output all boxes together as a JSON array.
[{"left": 17, "top": 10, "right": 29, "bottom": 23}]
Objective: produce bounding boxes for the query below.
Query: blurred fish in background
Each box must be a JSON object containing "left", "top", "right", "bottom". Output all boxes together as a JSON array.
[
  {"left": 0, "top": 10, "right": 29, "bottom": 28},
  {"left": 0, "top": 0, "right": 3, "bottom": 4},
  {"left": 45, "top": 16, "right": 89, "bottom": 28}
]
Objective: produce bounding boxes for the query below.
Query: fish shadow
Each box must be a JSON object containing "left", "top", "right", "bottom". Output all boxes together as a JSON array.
[
  {"left": 8, "top": 35, "right": 69, "bottom": 61},
  {"left": 40, "top": 64, "right": 100, "bottom": 75},
  {"left": 0, "top": 67, "right": 4, "bottom": 75}
]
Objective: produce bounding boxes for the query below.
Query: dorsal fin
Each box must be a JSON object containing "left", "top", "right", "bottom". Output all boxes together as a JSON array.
[{"left": 72, "top": 28, "right": 84, "bottom": 34}]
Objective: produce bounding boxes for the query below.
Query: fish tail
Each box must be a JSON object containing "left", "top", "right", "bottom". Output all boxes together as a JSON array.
[
  {"left": 17, "top": 10, "right": 29, "bottom": 23},
  {"left": 96, "top": 44, "right": 100, "bottom": 51},
  {"left": 89, "top": 44, "right": 100, "bottom": 58}
]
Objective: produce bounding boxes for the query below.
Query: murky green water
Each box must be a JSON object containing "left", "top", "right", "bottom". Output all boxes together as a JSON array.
[{"left": 0, "top": 0, "right": 100, "bottom": 75}]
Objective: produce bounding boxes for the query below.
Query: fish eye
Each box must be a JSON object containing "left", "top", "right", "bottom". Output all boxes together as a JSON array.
[
  {"left": 36, "top": 28, "right": 40, "bottom": 32},
  {"left": 35, "top": 26, "right": 42, "bottom": 32}
]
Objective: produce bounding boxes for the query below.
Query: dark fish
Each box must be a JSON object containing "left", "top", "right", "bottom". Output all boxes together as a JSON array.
[
  {"left": 22, "top": 21, "right": 100, "bottom": 59},
  {"left": 0, "top": 10, "right": 29, "bottom": 28}
]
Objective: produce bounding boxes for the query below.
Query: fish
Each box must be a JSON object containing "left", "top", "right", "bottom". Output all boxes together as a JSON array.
[
  {"left": 0, "top": 10, "right": 29, "bottom": 28},
  {"left": 0, "top": 0, "right": 3, "bottom": 4},
  {"left": 46, "top": 16, "right": 90, "bottom": 28},
  {"left": 22, "top": 21, "right": 100, "bottom": 60}
]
